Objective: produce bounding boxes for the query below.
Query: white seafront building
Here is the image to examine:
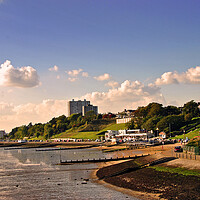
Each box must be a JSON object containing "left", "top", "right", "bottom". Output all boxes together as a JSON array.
[{"left": 105, "top": 129, "right": 154, "bottom": 142}]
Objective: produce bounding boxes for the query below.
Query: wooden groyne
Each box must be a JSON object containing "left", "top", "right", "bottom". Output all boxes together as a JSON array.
[
  {"left": 99, "top": 156, "right": 177, "bottom": 180},
  {"left": 35, "top": 144, "right": 98, "bottom": 151},
  {"left": 4, "top": 144, "right": 99, "bottom": 151},
  {"left": 58, "top": 154, "right": 149, "bottom": 165}
]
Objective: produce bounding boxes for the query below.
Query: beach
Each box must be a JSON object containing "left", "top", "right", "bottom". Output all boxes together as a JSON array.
[{"left": 95, "top": 143, "right": 200, "bottom": 200}]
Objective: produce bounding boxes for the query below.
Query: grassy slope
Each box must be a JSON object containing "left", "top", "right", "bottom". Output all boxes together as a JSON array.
[
  {"left": 98, "top": 123, "right": 126, "bottom": 133},
  {"left": 150, "top": 166, "right": 200, "bottom": 176},
  {"left": 53, "top": 122, "right": 126, "bottom": 140},
  {"left": 173, "top": 128, "right": 200, "bottom": 139}
]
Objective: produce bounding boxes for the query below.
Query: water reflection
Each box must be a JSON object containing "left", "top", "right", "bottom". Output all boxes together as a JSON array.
[{"left": 0, "top": 148, "right": 139, "bottom": 200}]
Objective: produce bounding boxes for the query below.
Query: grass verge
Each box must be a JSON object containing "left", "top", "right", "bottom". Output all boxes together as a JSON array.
[
  {"left": 149, "top": 166, "right": 200, "bottom": 176},
  {"left": 172, "top": 128, "right": 200, "bottom": 139}
]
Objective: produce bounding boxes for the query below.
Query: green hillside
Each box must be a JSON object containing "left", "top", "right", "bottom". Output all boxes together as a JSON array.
[
  {"left": 173, "top": 128, "right": 200, "bottom": 139},
  {"left": 9, "top": 100, "right": 200, "bottom": 140},
  {"left": 98, "top": 123, "right": 126, "bottom": 134},
  {"left": 53, "top": 123, "right": 126, "bottom": 140},
  {"left": 56, "top": 131, "right": 100, "bottom": 140}
]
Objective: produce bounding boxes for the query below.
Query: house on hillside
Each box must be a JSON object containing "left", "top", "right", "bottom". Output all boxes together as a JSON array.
[
  {"left": 116, "top": 109, "right": 135, "bottom": 124},
  {"left": 159, "top": 132, "right": 167, "bottom": 139},
  {"left": 116, "top": 109, "right": 135, "bottom": 118}
]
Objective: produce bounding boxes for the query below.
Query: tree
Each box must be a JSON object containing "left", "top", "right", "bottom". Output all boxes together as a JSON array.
[
  {"left": 156, "top": 115, "right": 185, "bottom": 134},
  {"left": 68, "top": 113, "right": 81, "bottom": 121},
  {"left": 28, "top": 126, "right": 36, "bottom": 138},
  {"left": 56, "top": 115, "right": 68, "bottom": 123},
  {"left": 126, "top": 119, "right": 135, "bottom": 129},
  {"left": 85, "top": 111, "right": 96, "bottom": 121},
  {"left": 142, "top": 116, "right": 162, "bottom": 131},
  {"left": 164, "top": 105, "right": 181, "bottom": 116},
  {"left": 97, "top": 114, "right": 102, "bottom": 119},
  {"left": 9, "top": 127, "right": 18, "bottom": 139},
  {"left": 184, "top": 113, "right": 193, "bottom": 122},
  {"left": 134, "top": 106, "right": 148, "bottom": 118},
  {"left": 44, "top": 124, "right": 53, "bottom": 140},
  {"left": 183, "top": 100, "right": 200, "bottom": 117},
  {"left": 147, "top": 103, "right": 164, "bottom": 117}
]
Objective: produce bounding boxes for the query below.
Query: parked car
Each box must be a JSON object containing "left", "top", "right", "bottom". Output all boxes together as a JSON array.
[{"left": 174, "top": 146, "right": 183, "bottom": 152}]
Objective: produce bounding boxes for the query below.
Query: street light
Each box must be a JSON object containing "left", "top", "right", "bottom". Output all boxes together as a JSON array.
[
  {"left": 169, "top": 123, "right": 172, "bottom": 138},
  {"left": 156, "top": 128, "right": 159, "bottom": 137}
]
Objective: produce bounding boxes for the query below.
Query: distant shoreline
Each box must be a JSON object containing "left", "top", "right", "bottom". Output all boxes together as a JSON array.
[{"left": 0, "top": 141, "right": 100, "bottom": 149}]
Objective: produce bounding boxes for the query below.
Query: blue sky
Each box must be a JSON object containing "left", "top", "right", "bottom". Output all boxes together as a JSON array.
[{"left": 1, "top": 0, "right": 200, "bottom": 131}]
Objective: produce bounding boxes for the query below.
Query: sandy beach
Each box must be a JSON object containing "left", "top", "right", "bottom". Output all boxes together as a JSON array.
[
  {"left": 91, "top": 160, "right": 162, "bottom": 200},
  {"left": 93, "top": 143, "right": 200, "bottom": 200}
]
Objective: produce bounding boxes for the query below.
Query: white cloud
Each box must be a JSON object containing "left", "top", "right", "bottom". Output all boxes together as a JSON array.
[
  {"left": 49, "top": 65, "right": 59, "bottom": 72},
  {"left": 0, "top": 60, "right": 40, "bottom": 88},
  {"left": 0, "top": 102, "right": 14, "bottom": 115},
  {"left": 94, "top": 73, "right": 111, "bottom": 81},
  {"left": 155, "top": 66, "right": 200, "bottom": 85},
  {"left": 0, "top": 99, "right": 67, "bottom": 132},
  {"left": 67, "top": 68, "right": 83, "bottom": 77},
  {"left": 106, "top": 81, "right": 119, "bottom": 88},
  {"left": 68, "top": 77, "right": 78, "bottom": 82},
  {"left": 0, "top": 80, "right": 165, "bottom": 132},
  {"left": 81, "top": 80, "right": 165, "bottom": 113},
  {"left": 82, "top": 72, "right": 89, "bottom": 77},
  {"left": 66, "top": 68, "right": 89, "bottom": 82}
]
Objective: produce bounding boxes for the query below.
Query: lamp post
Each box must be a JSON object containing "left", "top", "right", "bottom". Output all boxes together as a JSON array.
[
  {"left": 169, "top": 123, "right": 172, "bottom": 138},
  {"left": 183, "top": 129, "right": 185, "bottom": 146},
  {"left": 156, "top": 128, "right": 159, "bottom": 137}
]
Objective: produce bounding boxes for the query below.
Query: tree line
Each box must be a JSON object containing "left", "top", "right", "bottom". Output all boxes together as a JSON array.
[
  {"left": 9, "top": 100, "right": 200, "bottom": 139},
  {"left": 9, "top": 111, "right": 107, "bottom": 139},
  {"left": 126, "top": 100, "right": 200, "bottom": 137}
]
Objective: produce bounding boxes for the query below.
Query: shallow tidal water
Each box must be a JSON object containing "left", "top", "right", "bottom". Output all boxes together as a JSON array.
[{"left": 0, "top": 147, "right": 140, "bottom": 200}]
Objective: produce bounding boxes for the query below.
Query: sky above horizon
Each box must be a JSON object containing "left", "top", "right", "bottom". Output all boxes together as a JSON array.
[{"left": 1, "top": 0, "right": 200, "bottom": 132}]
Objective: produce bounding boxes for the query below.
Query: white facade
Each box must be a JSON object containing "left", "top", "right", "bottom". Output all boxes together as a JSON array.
[
  {"left": 105, "top": 129, "right": 153, "bottom": 141},
  {"left": 105, "top": 130, "right": 118, "bottom": 140},
  {"left": 159, "top": 132, "right": 167, "bottom": 139},
  {"left": 116, "top": 117, "right": 132, "bottom": 124}
]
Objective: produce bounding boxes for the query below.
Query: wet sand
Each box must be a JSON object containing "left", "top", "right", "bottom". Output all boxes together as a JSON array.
[
  {"left": 91, "top": 160, "right": 162, "bottom": 200},
  {"left": 93, "top": 143, "right": 200, "bottom": 200}
]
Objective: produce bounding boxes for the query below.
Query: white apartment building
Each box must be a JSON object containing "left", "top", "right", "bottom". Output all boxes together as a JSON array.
[
  {"left": 68, "top": 99, "right": 98, "bottom": 116},
  {"left": 82, "top": 104, "right": 98, "bottom": 116},
  {"left": 68, "top": 99, "right": 90, "bottom": 116}
]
